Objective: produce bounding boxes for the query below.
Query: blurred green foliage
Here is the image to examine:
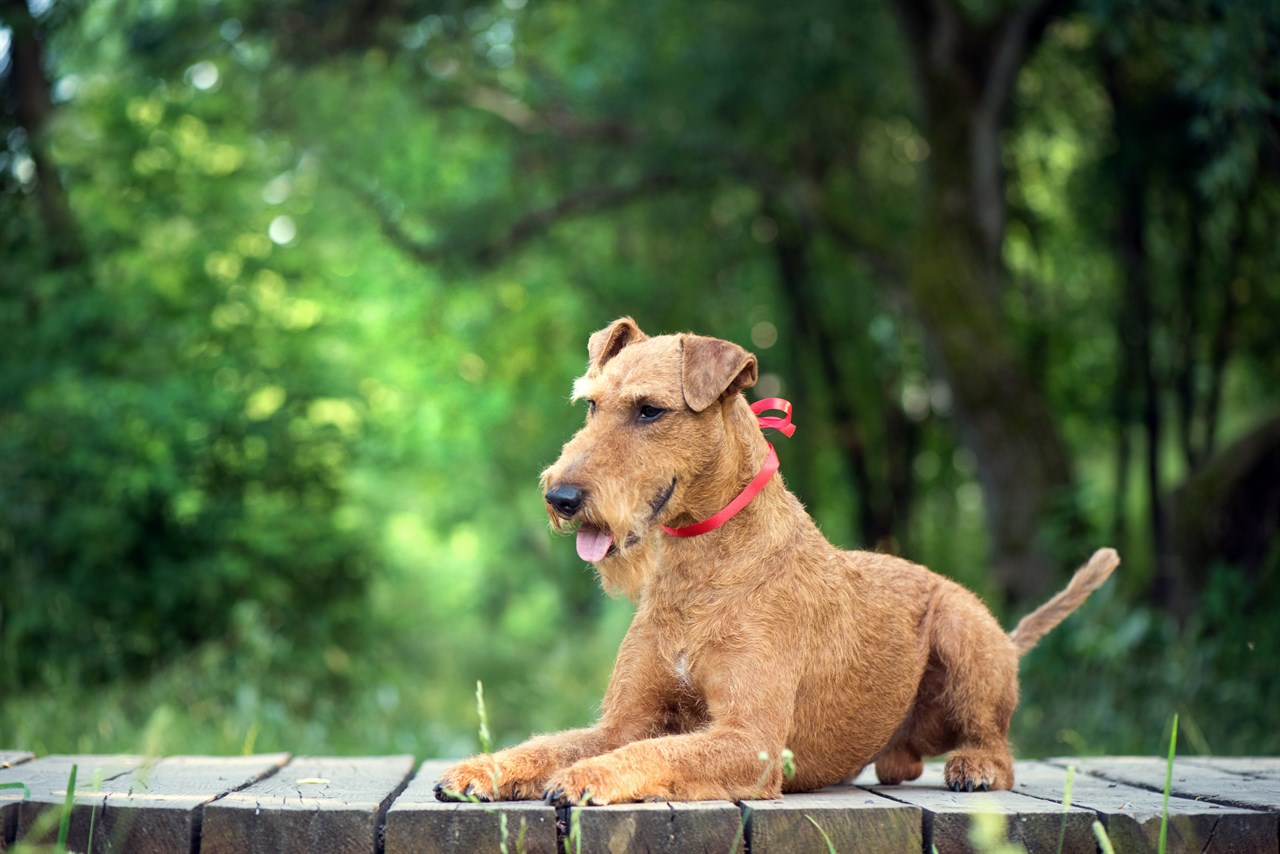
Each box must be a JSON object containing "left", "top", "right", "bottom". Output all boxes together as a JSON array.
[{"left": 1, "top": 0, "right": 1277, "bottom": 762}]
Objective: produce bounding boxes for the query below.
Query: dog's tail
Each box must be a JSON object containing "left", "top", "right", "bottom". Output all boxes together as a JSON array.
[{"left": 1007, "top": 547, "right": 1120, "bottom": 656}]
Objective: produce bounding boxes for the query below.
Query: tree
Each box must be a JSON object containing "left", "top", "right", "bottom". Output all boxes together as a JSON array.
[{"left": 890, "top": 0, "right": 1082, "bottom": 602}]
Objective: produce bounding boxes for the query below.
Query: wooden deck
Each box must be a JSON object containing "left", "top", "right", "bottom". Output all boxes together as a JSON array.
[{"left": 1, "top": 751, "right": 1276, "bottom": 853}]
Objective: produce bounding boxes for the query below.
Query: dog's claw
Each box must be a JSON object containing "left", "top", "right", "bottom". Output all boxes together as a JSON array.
[
  {"left": 544, "top": 786, "right": 598, "bottom": 807},
  {"left": 434, "top": 781, "right": 469, "bottom": 803},
  {"left": 948, "top": 776, "right": 991, "bottom": 794}
]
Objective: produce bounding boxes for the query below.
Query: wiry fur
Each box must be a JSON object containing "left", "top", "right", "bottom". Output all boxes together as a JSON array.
[{"left": 435, "top": 317, "right": 1119, "bottom": 806}]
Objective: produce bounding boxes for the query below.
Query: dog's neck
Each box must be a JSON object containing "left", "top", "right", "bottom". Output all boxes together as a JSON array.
[
  {"left": 669, "top": 394, "right": 773, "bottom": 530},
  {"left": 642, "top": 395, "right": 827, "bottom": 595}
]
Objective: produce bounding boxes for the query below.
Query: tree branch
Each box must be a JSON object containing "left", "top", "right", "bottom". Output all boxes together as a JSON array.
[
  {"left": 460, "top": 85, "right": 643, "bottom": 146},
  {"left": 337, "top": 171, "right": 686, "bottom": 269}
]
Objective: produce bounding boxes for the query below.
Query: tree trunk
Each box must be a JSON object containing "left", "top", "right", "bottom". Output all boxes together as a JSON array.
[
  {"left": 2, "top": 0, "right": 86, "bottom": 270},
  {"left": 771, "top": 208, "right": 898, "bottom": 551},
  {"left": 892, "top": 0, "right": 1077, "bottom": 603}
]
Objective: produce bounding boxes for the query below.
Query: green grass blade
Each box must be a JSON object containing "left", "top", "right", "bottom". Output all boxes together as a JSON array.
[
  {"left": 86, "top": 768, "right": 105, "bottom": 854},
  {"left": 476, "top": 680, "right": 492, "bottom": 754},
  {"left": 0, "top": 782, "right": 30, "bottom": 798},
  {"left": 1092, "top": 819, "right": 1116, "bottom": 854},
  {"left": 728, "top": 804, "right": 749, "bottom": 854},
  {"left": 805, "top": 814, "right": 837, "bottom": 854},
  {"left": 1055, "top": 764, "right": 1075, "bottom": 854},
  {"left": 57, "top": 763, "right": 78, "bottom": 854},
  {"left": 1158, "top": 712, "right": 1178, "bottom": 854}
]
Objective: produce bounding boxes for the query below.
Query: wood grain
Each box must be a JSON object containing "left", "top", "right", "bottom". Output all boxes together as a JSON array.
[
  {"left": 201, "top": 754, "right": 415, "bottom": 854},
  {"left": 745, "top": 785, "right": 922, "bottom": 853},
  {"left": 14, "top": 753, "right": 288, "bottom": 854},
  {"left": 1017, "top": 760, "right": 1275, "bottom": 853},
  {"left": 383, "top": 760, "right": 558, "bottom": 854}
]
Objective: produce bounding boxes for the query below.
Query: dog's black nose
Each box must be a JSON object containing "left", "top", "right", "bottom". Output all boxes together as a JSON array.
[{"left": 545, "top": 484, "right": 586, "bottom": 518}]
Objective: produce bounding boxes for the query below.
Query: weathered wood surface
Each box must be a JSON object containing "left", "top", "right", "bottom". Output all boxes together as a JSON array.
[
  {"left": 746, "top": 787, "right": 922, "bottom": 853},
  {"left": 567, "top": 799, "right": 745, "bottom": 854},
  {"left": 1052, "top": 756, "right": 1280, "bottom": 811},
  {"left": 384, "top": 760, "right": 558, "bottom": 854},
  {"left": 854, "top": 764, "right": 1098, "bottom": 854},
  {"left": 13, "top": 754, "right": 288, "bottom": 854},
  {"left": 1, "top": 754, "right": 145, "bottom": 854},
  {"left": 2, "top": 752, "right": 1277, "bottom": 853},
  {"left": 202, "top": 755, "right": 415, "bottom": 854},
  {"left": 1017, "top": 760, "right": 1275, "bottom": 853}
]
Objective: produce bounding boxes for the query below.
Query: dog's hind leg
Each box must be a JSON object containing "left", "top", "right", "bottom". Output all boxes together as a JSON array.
[
  {"left": 924, "top": 585, "right": 1020, "bottom": 791},
  {"left": 873, "top": 742, "right": 924, "bottom": 785}
]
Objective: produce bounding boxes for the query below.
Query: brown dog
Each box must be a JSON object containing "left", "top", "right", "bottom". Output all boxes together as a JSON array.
[{"left": 435, "top": 317, "right": 1118, "bottom": 805}]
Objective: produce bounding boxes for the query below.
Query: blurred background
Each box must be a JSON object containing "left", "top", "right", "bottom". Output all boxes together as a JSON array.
[{"left": 2, "top": 0, "right": 1277, "bottom": 762}]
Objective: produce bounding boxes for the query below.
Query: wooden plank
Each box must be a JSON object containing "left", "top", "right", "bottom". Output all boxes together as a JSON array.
[
  {"left": 1016, "top": 760, "right": 1276, "bottom": 853},
  {"left": 866, "top": 763, "right": 1096, "bottom": 853},
  {"left": 1054, "top": 757, "right": 1280, "bottom": 811},
  {"left": 2, "top": 755, "right": 143, "bottom": 852},
  {"left": 0, "top": 751, "right": 35, "bottom": 846},
  {"left": 383, "top": 760, "right": 557, "bottom": 854},
  {"left": 565, "top": 800, "right": 745, "bottom": 854},
  {"left": 1182, "top": 757, "right": 1280, "bottom": 780},
  {"left": 15, "top": 754, "right": 289, "bottom": 853},
  {"left": 202, "top": 755, "right": 415, "bottom": 854},
  {"left": 745, "top": 785, "right": 922, "bottom": 854},
  {"left": 0, "top": 754, "right": 33, "bottom": 770}
]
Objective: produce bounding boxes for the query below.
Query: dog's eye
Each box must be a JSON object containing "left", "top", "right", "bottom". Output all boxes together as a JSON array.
[{"left": 636, "top": 404, "right": 666, "bottom": 423}]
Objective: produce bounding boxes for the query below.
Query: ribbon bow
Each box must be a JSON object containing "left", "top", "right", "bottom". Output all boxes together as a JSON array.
[{"left": 661, "top": 398, "right": 796, "bottom": 537}]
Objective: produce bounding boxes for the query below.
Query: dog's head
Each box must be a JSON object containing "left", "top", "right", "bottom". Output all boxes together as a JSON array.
[{"left": 540, "top": 317, "right": 762, "bottom": 598}]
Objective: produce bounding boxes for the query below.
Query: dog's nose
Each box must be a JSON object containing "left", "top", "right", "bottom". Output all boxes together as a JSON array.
[{"left": 545, "top": 484, "right": 586, "bottom": 518}]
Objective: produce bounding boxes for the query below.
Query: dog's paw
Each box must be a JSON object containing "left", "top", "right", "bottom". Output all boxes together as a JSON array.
[
  {"left": 943, "top": 750, "right": 1013, "bottom": 793},
  {"left": 542, "top": 760, "right": 634, "bottom": 807},
  {"left": 434, "top": 755, "right": 547, "bottom": 802}
]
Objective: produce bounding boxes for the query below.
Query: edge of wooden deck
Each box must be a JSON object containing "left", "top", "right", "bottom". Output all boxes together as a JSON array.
[{"left": 1, "top": 752, "right": 1276, "bottom": 853}]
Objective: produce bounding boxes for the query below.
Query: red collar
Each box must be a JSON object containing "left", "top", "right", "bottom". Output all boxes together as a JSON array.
[{"left": 661, "top": 398, "right": 795, "bottom": 537}]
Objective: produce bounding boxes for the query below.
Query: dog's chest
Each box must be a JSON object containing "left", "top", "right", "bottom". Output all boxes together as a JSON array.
[
  {"left": 674, "top": 652, "right": 692, "bottom": 690},
  {"left": 660, "top": 651, "right": 710, "bottom": 733}
]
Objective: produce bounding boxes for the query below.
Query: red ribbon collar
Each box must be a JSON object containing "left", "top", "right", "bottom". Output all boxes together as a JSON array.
[{"left": 661, "top": 398, "right": 795, "bottom": 538}]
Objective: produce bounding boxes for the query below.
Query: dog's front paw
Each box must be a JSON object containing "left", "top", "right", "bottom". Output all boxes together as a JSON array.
[
  {"left": 434, "top": 754, "right": 547, "bottom": 802},
  {"left": 543, "top": 760, "right": 636, "bottom": 807}
]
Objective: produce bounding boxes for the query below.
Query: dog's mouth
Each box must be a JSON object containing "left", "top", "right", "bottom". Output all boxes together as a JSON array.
[
  {"left": 576, "top": 524, "right": 616, "bottom": 562},
  {"left": 572, "top": 480, "right": 676, "bottom": 563}
]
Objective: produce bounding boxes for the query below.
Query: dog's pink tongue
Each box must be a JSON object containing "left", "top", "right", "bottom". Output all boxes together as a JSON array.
[{"left": 576, "top": 525, "right": 614, "bottom": 562}]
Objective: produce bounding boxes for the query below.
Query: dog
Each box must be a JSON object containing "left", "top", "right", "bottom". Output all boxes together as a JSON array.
[{"left": 435, "top": 317, "right": 1118, "bottom": 805}]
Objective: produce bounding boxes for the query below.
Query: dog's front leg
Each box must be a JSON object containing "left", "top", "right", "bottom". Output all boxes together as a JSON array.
[
  {"left": 434, "top": 725, "right": 629, "bottom": 802},
  {"left": 545, "top": 656, "right": 795, "bottom": 805},
  {"left": 543, "top": 725, "right": 787, "bottom": 805},
  {"left": 435, "top": 621, "right": 673, "bottom": 801}
]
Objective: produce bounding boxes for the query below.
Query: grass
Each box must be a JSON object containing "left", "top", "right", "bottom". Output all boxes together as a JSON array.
[
  {"left": 804, "top": 814, "right": 837, "bottom": 853},
  {"left": 1054, "top": 764, "right": 1074, "bottom": 854},
  {"left": 56, "top": 765, "right": 75, "bottom": 854},
  {"left": 1159, "top": 712, "right": 1178, "bottom": 854}
]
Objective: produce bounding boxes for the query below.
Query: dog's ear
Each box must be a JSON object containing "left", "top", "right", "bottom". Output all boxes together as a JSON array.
[
  {"left": 587, "top": 317, "right": 648, "bottom": 375},
  {"left": 681, "top": 335, "right": 758, "bottom": 412}
]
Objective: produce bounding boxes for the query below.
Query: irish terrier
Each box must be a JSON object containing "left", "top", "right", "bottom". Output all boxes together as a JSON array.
[{"left": 436, "top": 317, "right": 1118, "bottom": 805}]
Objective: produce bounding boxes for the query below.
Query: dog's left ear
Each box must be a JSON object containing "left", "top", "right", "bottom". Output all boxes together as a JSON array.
[
  {"left": 681, "top": 335, "right": 758, "bottom": 412},
  {"left": 587, "top": 317, "right": 648, "bottom": 375}
]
